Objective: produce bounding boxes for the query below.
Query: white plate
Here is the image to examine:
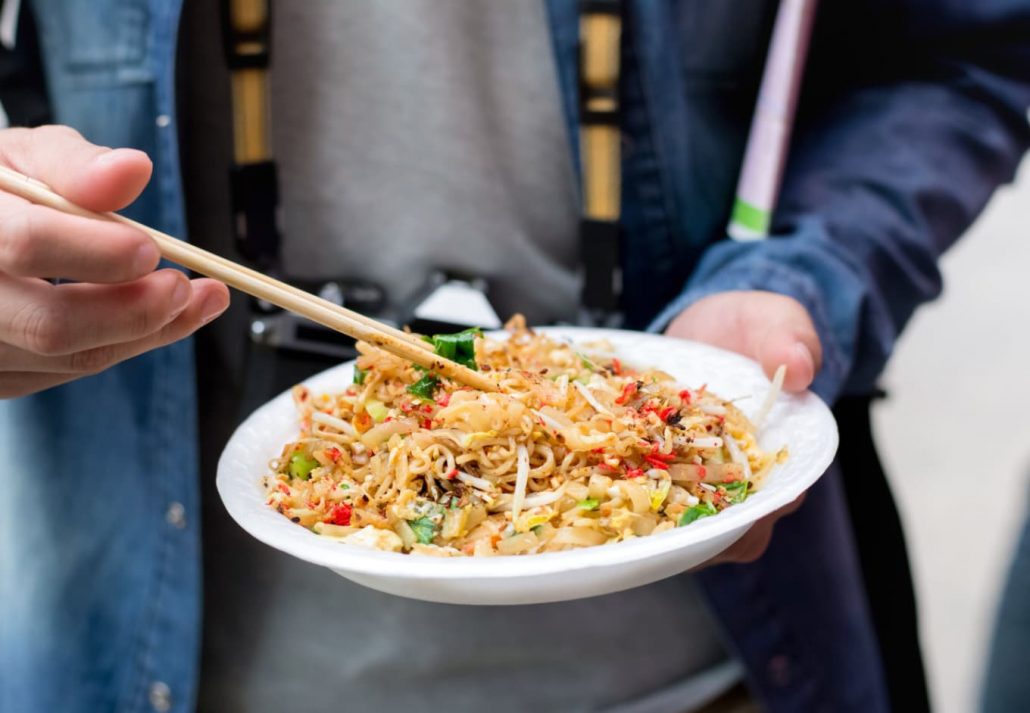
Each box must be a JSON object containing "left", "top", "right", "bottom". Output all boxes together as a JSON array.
[{"left": 217, "top": 328, "right": 838, "bottom": 605}]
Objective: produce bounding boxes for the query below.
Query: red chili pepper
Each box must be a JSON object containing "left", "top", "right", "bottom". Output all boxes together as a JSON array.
[
  {"left": 648, "top": 443, "right": 676, "bottom": 461},
  {"left": 327, "top": 447, "right": 342, "bottom": 463},
  {"left": 625, "top": 467, "right": 645, "bottom": 479},
  {"left": 326, "top": 503, "right": 352, "bottom": 526},
  {"left": 697, "top": 465, "right": 707, "bottom": 479},
  {"left": 615, "top": 381, "right": 638, "bottom": 405},
  {"left": 445, "top": 468, "right": 458, "bottom": 480},
  {"left": 658, "top": 406, "right": 677, "bottom": 422},
  {"left": 436, "top": 392, "right": 451, "bottom": 407},
  {"left": 678, "top": 389, "right": 692, "bottom": 404},
  {"left": 422, "top": 403, "right": 434, "bottom": 414},
  {"left": 643, "top": 455, "right": 671, "bottom": 470},
  {"left": 591, "top": 447, "right": 606, "bottom": 454},
  {"left": 611, "top": 357, "right": 623, "bottom": 375},
  {"left": 401, "top": 401, "right": 415, "bottom": 414},
  {"left": 421, "top": 418, "right": 433, "bottom": 429}
]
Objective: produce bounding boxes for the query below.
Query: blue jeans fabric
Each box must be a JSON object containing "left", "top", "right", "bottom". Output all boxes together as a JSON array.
[
  {"left": 982, "top": 481, "right": 1030, "bottom": 713},
  {"left": 2, "top": 1, "right": 1030, "bottom": 712}
]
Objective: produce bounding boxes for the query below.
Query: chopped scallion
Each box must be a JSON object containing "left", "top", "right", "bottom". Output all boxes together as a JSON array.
[{"left": 678, "top": 501, "right": 717, "bottom": 526}]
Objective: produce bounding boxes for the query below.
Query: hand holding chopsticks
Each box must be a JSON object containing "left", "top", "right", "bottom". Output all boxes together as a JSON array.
[{"left": 0, "top": 164, "right": 497, "bottom": 392}]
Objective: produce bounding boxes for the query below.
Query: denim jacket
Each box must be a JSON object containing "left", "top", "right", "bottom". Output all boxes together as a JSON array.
[{"left": 1, "top": 2, "right": 1028, "bottom": 712}]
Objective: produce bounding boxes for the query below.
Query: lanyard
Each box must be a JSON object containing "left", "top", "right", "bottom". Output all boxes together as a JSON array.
[
  {"left": 577, "top": 0, "right": 623, "bottom": 324},
  {"left": 222, "top": 0, "right": 279, "bottom": 267},
  {"left": 728, "top": 0, "right": 817, "bottom": 240}
]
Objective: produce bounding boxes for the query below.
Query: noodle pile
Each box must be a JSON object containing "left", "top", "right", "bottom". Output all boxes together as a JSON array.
[{"left": 263, "top": 316, "right": 784, "bottom": 556}]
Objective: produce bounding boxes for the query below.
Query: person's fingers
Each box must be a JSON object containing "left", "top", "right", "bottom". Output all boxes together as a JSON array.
[
  {"left": 716, "top": 518, "right": 778, "bottom": 564},
  {"left": 0, "top": 125, "right": 152, "bottom": 211},
  {"left": 0, "top": 269, "right": 196, "bottom": 355},
  {"left": 701, "top": 494, "right": 806, "bottom": 566},
  {"left": 665, "top": 291, "right": 822, "bottom": 393},
  {"left": 0, "top": 194, "right": 160, "bottom": 282},
  {"left": 722, "top": 496, "right": 805, "bottom": 563},
  {"left": 752, "top": 313, "right": 821, "bottom": 393},
  {"left": 0, "top": 280, "right": 228, "bottom": 373},
  {"left": 0, "top": 279, "right": 229, "bottom": 374}
]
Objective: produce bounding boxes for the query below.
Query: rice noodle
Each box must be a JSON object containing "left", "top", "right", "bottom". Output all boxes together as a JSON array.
[
  {"left": 456, "top": 470, "right": 495, "bottom": 492},
  {"left": 755, "top": 364, "right": 786, "bottom": 429},
  {"left": 573, "top": 380, "right": 613, "bottom": 416},
  {"left": 311, "top": 410, "right": 357, "bottom": 437},
  {"left": 723, "top": 431, "right": 754, "bottom": 481},
  {"left": 511, "top": 445, "right": 530, "bottom": 520}
]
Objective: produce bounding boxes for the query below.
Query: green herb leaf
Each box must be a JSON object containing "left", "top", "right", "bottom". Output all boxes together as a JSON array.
[
  {"left": 577, "top": 498, "right": 600, "bottom": 511},
  {"left": 575, "top": 351, "right": 597, "bottom": 371},
  {"left": 353, "top": 367, "right": 368, "bottom": 385},
  {"left": 408, "top": 516, "right": 439, "bottom": 545},
  {"left": 720, "top": 480, "right": 749, "bottom": 504},
  {"left": 407, "top": 374, "right": 440, "bottom": 400},
  {"left": 678, "top": 501, "right": 718, "bottom": 526},
  {"left": 429, "top": 328, "right": 481, "bottom": 370},
  {"left": 288, "top": 452, "right": 319, "bottom": 481}
]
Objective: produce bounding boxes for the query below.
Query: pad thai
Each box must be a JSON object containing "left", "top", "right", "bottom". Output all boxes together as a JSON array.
[{"left": 263, "top": 317, "right": 785, "bottom": 556}]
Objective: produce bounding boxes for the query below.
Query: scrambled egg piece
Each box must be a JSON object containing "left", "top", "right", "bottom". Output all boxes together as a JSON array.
[{"left": 342, "top": 525, "right": 403, "bottom": 552}]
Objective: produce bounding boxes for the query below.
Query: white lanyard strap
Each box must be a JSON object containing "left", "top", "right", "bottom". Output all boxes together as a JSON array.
[{"left": 728, "top": 0, "right": 818, "bottom": 241}]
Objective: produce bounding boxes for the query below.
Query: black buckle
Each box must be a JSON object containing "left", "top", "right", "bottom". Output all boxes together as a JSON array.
[
  {"left": 578, "top": 86, "right": 620, "bottom": 126},
  {"left": 221, "top": 0, "right": 272, "bottom": 70},
  {"left": 229, "top": 161, "right": 281, "bottom": 265},
  {"left": 577, "top": 0, "right": 622, "bottom": 127},
  {"left": 579, "top": 219, "right": 621, "bottom": 313},
  {"left": 580, "top": 0, "right": 621, "bottom": 15}
]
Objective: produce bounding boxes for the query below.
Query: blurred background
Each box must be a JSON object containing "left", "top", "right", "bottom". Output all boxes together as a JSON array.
[{"left": 873, "top": 153, "right": 1030, "bottom": 713}]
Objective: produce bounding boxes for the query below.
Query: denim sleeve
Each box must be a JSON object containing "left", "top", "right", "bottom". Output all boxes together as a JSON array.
[{"left": 651, "top": 1, "right": 1030, "bottom": 402}]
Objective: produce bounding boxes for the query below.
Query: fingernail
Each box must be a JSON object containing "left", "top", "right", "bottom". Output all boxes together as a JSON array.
[
  {"left": 793, "top": 342, "right": 815, "bottom": 375},
  {"left": 170, "top": 277, "right": 191, "bottom": 313},
  {"left": 200, "top": 293, "right": 228, "bottom": 324},
  {"left": 95, "top": 147, "right": 146, "bottom": 167},
  {"left": 93, "top": 149, "right": 120, "bottom": 168},
  {"left": 133, "top": 242, "right": 159, "bottom": 273}
]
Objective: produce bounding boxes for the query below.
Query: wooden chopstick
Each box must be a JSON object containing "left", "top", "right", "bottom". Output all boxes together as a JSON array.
[{"left": 0, "top": 165, "right": 498, "bottom": 393}]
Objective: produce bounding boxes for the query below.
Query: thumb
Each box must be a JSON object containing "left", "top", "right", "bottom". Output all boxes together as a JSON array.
[
  {"left": 0, "top": 125, "right": 152, "bottom": 212},
  {"left": 665, "top": 291, "right": 822, "bottom": 393},
  {"left": 750, "top": 301, "right": 821, "bottom": 393}
]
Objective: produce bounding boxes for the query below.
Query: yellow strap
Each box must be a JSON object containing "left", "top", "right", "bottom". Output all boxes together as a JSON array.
[
  {"left": 579, "top": 11, "right": 621, "bottom": 221},
  {"left": 227, "top": 0, "right": 271, "bottom": 164}
]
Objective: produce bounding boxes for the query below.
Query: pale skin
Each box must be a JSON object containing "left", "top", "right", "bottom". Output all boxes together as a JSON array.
[
  {"left": 0, "top": 125, "right": 230, "bottom": 398},
  {"left": 0, "top": 125, "right": 820, "bottom": 564}
]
